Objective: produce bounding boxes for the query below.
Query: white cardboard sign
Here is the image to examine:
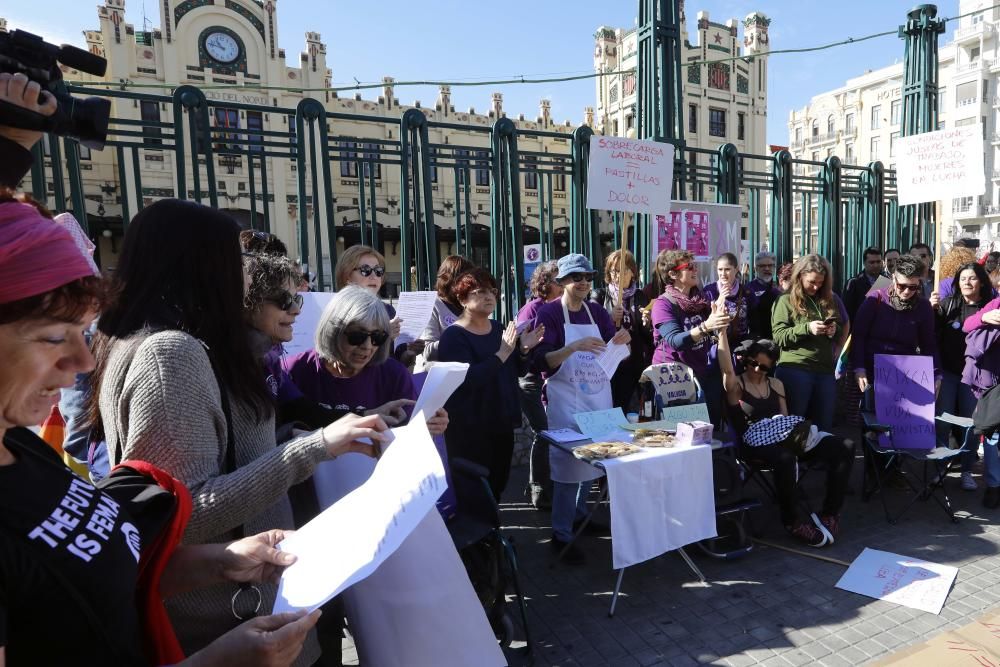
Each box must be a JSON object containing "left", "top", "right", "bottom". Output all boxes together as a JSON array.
[
  {"left": 283, "top": 291, "right": 335, "bottom": 358},
  {"left": 835, "top": 547, "right": 958, "bottom": 614},
  {"left": 896, "top": 125, "right": 986, "bottom": 206},
  {"left": 586, "top": 136, "right": 674, "bottom": 214}
]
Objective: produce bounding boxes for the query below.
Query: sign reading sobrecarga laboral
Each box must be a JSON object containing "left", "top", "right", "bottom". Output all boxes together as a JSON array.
[
  {"left": 874, "top": 354, "right": 936, "bottom": 449},
  {"left": 586, "top": 136, "right": 675, "bottom": 214},
  {"left": 895, "top": 124, "right": 986, "bottom": 206}
]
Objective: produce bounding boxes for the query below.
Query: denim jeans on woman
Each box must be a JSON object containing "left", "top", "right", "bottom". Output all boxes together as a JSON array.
[
  {"left": 551, "top": 481, "right": 592, "bottom": 541},
  {"left": 774, "top": 365, "right": 836, "bottom": 431},
  {"left": 935, "top": 370, "right": 978, "bottom": 472},
  {"left": 985, "top": 433, "right": 1000, "bottom": 489}
]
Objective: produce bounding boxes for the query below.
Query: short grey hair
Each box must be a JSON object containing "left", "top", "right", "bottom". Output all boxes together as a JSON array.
[
  {"left": 755, "top": 251, "right": 776, "bottom": 264},
  {"left": 315, "top": 285, "right": 391, "bottom": 367}
]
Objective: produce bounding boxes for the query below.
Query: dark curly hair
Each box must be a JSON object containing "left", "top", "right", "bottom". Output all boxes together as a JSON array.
[
  {"left": 243, "top": 253, "right": 302, "bottom": 314},
  {"left": 893, "top": 253, "right": 925, "bottom": 279},
  {"left": 239, "top": 229, "right": 288, "bottom": 256},
  {"left": 435, "top": 255, "right": 476, "bottom": 303},
  {"left": 529, "top": 260, "right": 560, "bottom": 299},
  {"left": 451, "top": 267, "right": 497, "bottom": 305}
]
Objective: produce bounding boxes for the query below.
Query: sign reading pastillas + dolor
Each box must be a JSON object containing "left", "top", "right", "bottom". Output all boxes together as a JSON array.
[
  {"left": 895, "top": 124, "right": 986, "bottom": 206},
  {"left": 586, "top": 136, "right": 674, "bottom": 214}
]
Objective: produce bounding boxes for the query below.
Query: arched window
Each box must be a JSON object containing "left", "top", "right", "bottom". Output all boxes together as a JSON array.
[
  {"left": 811, "top": 119, "right": 819, "bottom": 137},
  {"left": 827, "top": 115, "right": 836, "bottom": 135}
]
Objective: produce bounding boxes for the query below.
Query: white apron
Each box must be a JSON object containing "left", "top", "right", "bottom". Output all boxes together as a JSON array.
[{"left": 545, "top": 300, "right": 612, "bottom": 483}]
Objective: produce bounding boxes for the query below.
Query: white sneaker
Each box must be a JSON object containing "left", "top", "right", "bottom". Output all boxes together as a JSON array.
[{"left": 962, "top": 471, "right": 979, "bottom": 491}]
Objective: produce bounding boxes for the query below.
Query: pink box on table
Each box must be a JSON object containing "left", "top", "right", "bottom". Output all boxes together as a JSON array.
[{"left": 675, "top": 421, "right": 713, "bottom": 446}]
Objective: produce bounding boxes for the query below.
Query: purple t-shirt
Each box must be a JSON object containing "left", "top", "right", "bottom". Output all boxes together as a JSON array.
[
  {"left": 516, "top": 297, "right": 546, "bottom": 327},
  {"left": 650, "top": 292, "right": 711, "bottom": 373},
  {"left": 263, "top": 345, "right": 303, "bottom": 403},
  {"left": 531, "top": 299, "right": 616, "bottom": 376},
  {"left": 703, "top": 280, "right": 755, "bottom": 344},
  {"left": 282, "top": 350, "right": 415, "bottom": 413}
]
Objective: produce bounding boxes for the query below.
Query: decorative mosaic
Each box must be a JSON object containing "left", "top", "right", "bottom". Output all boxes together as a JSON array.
[
  {"left": 687, "top": 64, "right": 701, "bottom": 85},
  {"left": 708, "top": 62, "right": 730, "bottom": 91},
  {"left": 225, "top": 0, "right": 265, "bottom": 42},
  {"left": 174, "top": 0, "right": 213, "bottom": 27},
  {"left": 737, "top": 74, "right": 749, "bottom": 94}
]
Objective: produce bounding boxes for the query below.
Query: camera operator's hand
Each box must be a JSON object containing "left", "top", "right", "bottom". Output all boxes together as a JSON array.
[{"left": 0, "top": 72, "right": 57, "bottom": 150}]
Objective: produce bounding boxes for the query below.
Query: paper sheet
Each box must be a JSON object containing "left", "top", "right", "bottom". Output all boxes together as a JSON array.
[
  {"left": 835, "top": 548, "right": 958, "bottom": 614},
  {"left": 273, "top": 420, "right": 446, "bottom": 613},
  {"left": 283, "top": 292, "right": 335, "bottom": 358},
  {"left": 394, "top": 291, "right": 438, "bottom": 345},
  {"left": 540, "top": 428, "right": 588, "bottom": 443},
  {"left": 596, "top": 341, "right": 630, "bottom": 380},
  {"left": 411, "top": 362, "right": 469, "bottom": 418},
  {"left": 574, "top": 407, "right": 630, "bottom": 440},
  {"left": 866, "top": 275, "right": 892, "bottom": 296}
]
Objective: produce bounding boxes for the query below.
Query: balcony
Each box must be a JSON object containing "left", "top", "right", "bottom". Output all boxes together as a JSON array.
[
  {"left": 986, "top": 205, "right": 1000, "bottom": 217},
  {"left": 956, "top": 97, "right": 981, "bottom": 108},
  {"left": 810, "top": 131, "right": 838, "bottom": 145},
  {"left": 952, "top": 204, "right": 981, "bottom": 219},
  {"left": 992, "top": 169, "right": 1000, "bottom": 180},
  {"left": 955, "top": 22, "right": 995, "bottom": 42}
]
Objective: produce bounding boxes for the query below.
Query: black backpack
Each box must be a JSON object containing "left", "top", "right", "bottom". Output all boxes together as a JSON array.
[{"left": 973, "top": 383, "right": 1000, "bottom": 437}]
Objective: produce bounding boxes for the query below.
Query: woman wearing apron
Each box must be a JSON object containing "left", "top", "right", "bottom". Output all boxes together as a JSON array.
[{"left": 532, "top": 254, "right": 631, "bottom": 564}]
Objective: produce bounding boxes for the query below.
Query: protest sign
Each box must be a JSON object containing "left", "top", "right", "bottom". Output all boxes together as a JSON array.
[
  {"left": 642, "top": 362, "right": 698, "bottom": 404},
  {"left": 874, "top": 354, "right": 936, "bottom": 449},
  {"left": 586, "top": 136, "right": 674, "bottom": 215},
  {"left": 575, "top": 407, "right": 630, "bottom": 440},
  {"left": 896, "top": 124, "right": 986, "bottom": 206},
  {"left": 874, "top": 608, "right": 1000, "bottom": 665},
  {"left": 523, "top": 243, "right": 542, "bottom": 299},
  {"left": 283, "top": 291, "right": 334, "bottom": 357},
  {"left": 836, "top": 548, "right": 957, "bottom": 614},
  {"left": 658, "top": 403, "right": 711, "bottom": 430},
  {"left": 653, "top": 201, "right": 743, "bottom": 285}
]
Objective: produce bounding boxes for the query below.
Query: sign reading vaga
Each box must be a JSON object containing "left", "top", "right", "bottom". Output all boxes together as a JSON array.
[
  {"left": 895, "top": 125, "right": 986, "bottom": 206},
  {"left": 586, "top": 136, "right": 675, "bottom": 215}
]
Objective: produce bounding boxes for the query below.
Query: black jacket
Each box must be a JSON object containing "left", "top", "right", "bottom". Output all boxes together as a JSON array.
[{"left": 0, "top": 135, "right": 34, "bottom": 189}]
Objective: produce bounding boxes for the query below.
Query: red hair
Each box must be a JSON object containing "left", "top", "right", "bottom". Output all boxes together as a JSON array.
[{"left": 451, "top": 268, "right": 497, "bottom": 304}]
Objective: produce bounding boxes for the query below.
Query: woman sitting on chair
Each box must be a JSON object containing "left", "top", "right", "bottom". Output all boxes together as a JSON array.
[{"left": 717, "top": 294, "right": 853, "bottom": 549}]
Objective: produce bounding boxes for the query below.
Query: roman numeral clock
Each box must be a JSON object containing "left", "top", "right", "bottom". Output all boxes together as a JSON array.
[{"left": 198, "top": 26, "right": 248, "bottom": 75}]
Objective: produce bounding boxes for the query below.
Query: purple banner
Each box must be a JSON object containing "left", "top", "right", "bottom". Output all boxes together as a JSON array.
[{"left": 874, "top": 354, "right": 936, "bottom": 449}]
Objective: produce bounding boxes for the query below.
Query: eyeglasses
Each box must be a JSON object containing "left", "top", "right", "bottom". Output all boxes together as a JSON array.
[
  {"left": 671, "top": 262, "right": 693, "bottom": 273},
  {"left": 894, "top": 281, "right": 921, "bottom": 294},
  {"left": 751, "top": 360, "right": 772, "bottom": 373},
  {"left": 470, "top": 287, "right": 499, "bottom": 298},
  {"left": 353, "top": 264, "right": 385, "bottom": 278},
  {"left": 264, "top": 290, "right": 304, "bottom": 311},
  {"left": 566, "top": 272, "right": 595, "bottom": 283},
  {"left": 344, "top": 329, "right": 389, "bottom": 347}
]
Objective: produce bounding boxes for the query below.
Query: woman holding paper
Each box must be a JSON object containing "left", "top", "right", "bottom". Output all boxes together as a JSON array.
[
  {"left": 283, "top": 286, "right": 449, "bottom": 437},
  {"left": 718, "top": 326, "right": 853, "bottom": 547},
  {"left": 532, "top": 254, "right": 630, "bottom": 564},
  {"left": 650, "top": 250, "right": 730, "bottom": 427},
  {"left": 590, "top": 250, "right": 652, "bottom": 410},
  {"left": 439, "top": 268, "right": 544, "bottom": 499}
]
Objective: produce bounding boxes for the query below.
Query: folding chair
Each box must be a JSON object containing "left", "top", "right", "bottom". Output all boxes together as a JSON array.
[{"left": 859, "top": 391, "right": 976, "bottom": 524}]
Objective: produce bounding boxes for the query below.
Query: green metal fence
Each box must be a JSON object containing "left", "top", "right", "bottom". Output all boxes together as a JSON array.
[{"left": 28, "top": 83, "right": 907, "bottom": 318}]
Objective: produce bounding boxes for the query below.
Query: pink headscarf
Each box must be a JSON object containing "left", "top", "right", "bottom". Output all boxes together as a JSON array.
[{"left": 0, "top": 201, "right": 99, "bottom": 305}]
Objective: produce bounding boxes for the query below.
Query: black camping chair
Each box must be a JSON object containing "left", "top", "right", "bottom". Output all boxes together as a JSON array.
[
  {"left": 859, "top": 388, "right": 977, "bottom": 524},
  {"left": 445, "top": 457, "right": 532, "bottom": 663}
]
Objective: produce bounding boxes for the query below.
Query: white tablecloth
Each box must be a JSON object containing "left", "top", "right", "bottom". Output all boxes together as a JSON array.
[{"left": 600, "top": 444, "right": 717, "bottom": 570}]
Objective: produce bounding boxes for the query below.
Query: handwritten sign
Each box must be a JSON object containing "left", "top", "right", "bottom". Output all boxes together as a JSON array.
[
  {"left": 574, "top": 407, "right": 630, "bottom": 440},
  {"left": 658, "top": 403, "right": 711, "bottom": 430},
  {"left": 874, "top": 354, "right": 936, "bottom": 449},
  {"left": 586, "top": 136, "right": 674, "bottom": 214},
  {"left": 643, "top": 362, "right": 698, "bottom": 404},
  {"left": 896, "top": 125, "right": 986, "bottom": 206},
  {"left": 874, "top": 609, "right": 1000, "bottom": 665},
  {"left": 836, "top": 548, "right": 957, "bottom": 614},
  {"left": 274, "top": 419, "right": 446, "bottom": 613}
]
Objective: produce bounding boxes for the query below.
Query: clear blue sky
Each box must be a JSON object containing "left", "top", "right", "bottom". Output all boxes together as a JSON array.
[{"left": 4, "top": 0, "right": 958, "bottom": 144}]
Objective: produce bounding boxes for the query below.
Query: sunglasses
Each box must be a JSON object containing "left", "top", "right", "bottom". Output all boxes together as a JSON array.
[
  {"left": 751, "top": 360, "right": 772, "bottom": 373},
  {"left": 671, "top": 262, "right": 693, "bottom": 272},
  {"left": 353, "top": 264, "right": 385, "bottom": 278},
  {"left": 344, "top": 329, "right": 389, "bottom": 347},
  {"left": 566, "top": 272, "right": 595, "bottom": 283},
  {"left": 894, "top": 281, "right": 921, "bottom": 294},
  {"left": 265, "top": 290, "right": 304, "bottom": 311},
  {"left": 470, "top": 287, "right": 499, "bottom": 298}
]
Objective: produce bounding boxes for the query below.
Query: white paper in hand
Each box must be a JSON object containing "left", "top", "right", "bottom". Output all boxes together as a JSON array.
[
  {"left": 272, "top": 419, "right": 446, "bottom": 613},
  {"left": 411, "top": 361, "right": 469, "bottom": 417},
  {"left": 394, "top": 291, "right": 438, "bottom": 345},
  {"left": 596, "top": 341, "right": 629, "bottom": 380}
]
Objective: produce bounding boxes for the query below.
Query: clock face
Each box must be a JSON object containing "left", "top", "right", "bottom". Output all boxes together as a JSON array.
[{"left": 205, "top": 31, "right": 239, "bottom": 63}]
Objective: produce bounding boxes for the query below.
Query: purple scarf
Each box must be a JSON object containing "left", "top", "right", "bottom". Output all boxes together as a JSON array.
[{"left": 664, "top": 284, "right": 710, "bottom": 316}]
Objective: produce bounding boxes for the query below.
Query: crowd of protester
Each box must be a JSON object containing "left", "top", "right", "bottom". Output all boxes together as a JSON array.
[{"left": 8, "top": 69, "right": 1000, "bottom": 664}]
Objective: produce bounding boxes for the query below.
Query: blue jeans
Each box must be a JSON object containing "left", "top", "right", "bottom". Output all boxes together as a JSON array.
[
  {"left": 774, "top": 365, "right": 836, "bottom": 431},
  {"left": 986, "top": 433, "right": 1000, "bottom": 489},
  {"left": 551, "top": 480, "right": 592, "bottom": 541},
  {"left": 935, "top": 371, "right": 978, "bottom": 472}
]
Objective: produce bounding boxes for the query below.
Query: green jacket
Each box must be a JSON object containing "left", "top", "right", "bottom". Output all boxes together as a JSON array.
[{"left": 770, "top": 294, "right": 837, "bottom": 373}]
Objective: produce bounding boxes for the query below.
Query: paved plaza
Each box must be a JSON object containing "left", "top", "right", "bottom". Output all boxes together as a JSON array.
[{"left": 343, "top": 441, "right": 1000, "bottom": 666}]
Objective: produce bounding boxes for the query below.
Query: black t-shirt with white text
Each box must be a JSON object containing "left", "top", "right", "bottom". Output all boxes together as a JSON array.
[{"left": 0, "top": 427, "right": 147, "bottom": 665}]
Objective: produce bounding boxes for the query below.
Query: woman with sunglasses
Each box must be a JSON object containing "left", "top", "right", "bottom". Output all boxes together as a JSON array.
[
  {"left": 438, "top": 268, "right": 544, "bottom": 500},
  {"left": 850, "top": 254, "right": 941, "bottom": 397},
  {"left": 650, "top": 250, "right": 731, "bottom": 427},
  {"left": 771, "top": 254, "right": 848, "bottom": 431},
  {"left": 531, "top": 254, "right": 631, "bottom": 564},
  {"left": 932, "top": 261, "right": 993, "bottom": 491},
  {"left": 335, "top": 245, "right": 425, "bottom": 367},
  {"left": 718, "top": 321, "right": 853, "bottom": 547},
  {"left": 283, "top": 286, "right": 449, "bottom": 438},
  {"left": 87, "top": 200, "right": 389, "bottom": 662}
]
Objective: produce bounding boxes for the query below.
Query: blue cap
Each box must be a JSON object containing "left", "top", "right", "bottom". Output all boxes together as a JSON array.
[{"left": 555, "top": 253, "right": 596, "bottom": 281}]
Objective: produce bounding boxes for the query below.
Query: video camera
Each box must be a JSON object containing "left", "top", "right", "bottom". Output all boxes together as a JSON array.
[{"left": 0, "top": 29, "right": 111, "bottom": 149}]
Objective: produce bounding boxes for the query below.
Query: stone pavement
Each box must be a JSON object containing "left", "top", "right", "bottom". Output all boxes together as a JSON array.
[{"left": 343, "top": 448, "right": 1000, "bottom": 666}]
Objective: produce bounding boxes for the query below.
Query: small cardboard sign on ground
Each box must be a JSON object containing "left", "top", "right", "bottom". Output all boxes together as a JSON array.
[
  {"left": 874, "top": 607, "right": 1000, "bottom": 665},
  {"left": 835, "top": 548, "right": 958, "bottom": 615},
  {"left": 586, "top": 136, "right": 674, "bottom": 215}
]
